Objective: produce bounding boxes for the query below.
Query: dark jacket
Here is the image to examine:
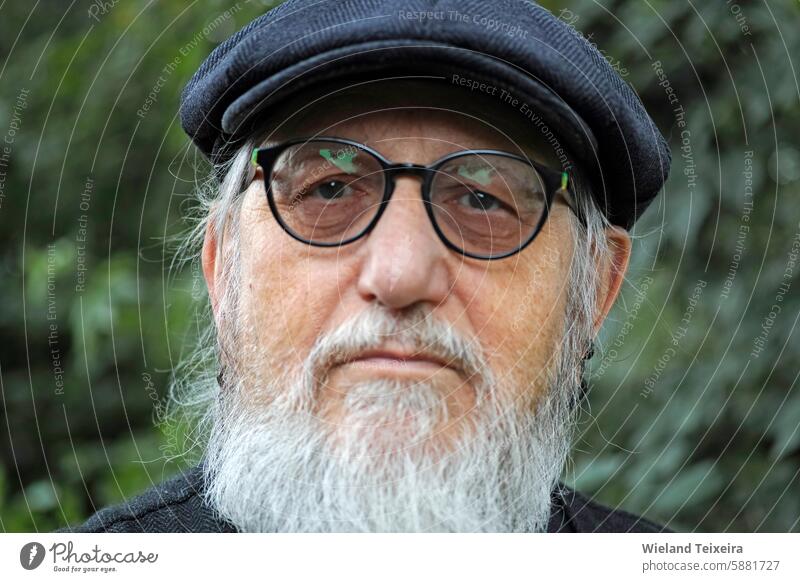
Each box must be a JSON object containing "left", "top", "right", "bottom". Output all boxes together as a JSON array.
[{"left": 61, "top": 466, "right": 669, "bottom": 533}]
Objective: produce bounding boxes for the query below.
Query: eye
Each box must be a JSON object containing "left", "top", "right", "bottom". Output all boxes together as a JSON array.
[
  {"left": 456, "top": 189, "right": 503, "bottom": 211},
  {"left": 309, "top": 180, "right": 354, "bottom": 200}
]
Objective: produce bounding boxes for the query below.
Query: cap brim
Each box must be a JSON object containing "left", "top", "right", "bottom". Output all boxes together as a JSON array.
[{"left": 216, "top": 41, "right": 600, "bottom": 178}]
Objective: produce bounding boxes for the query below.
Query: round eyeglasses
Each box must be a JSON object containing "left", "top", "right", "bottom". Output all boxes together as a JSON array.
[{"left": 251, "top": 137, "right": 579, "bottom": 260}]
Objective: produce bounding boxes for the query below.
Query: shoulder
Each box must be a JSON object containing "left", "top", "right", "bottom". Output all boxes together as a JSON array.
[
  {"left": 549, "top": 483, "right": 671, "bottom": 533},
  {"left": 58, "top": 466, "right": 235, "bottom": 533}
]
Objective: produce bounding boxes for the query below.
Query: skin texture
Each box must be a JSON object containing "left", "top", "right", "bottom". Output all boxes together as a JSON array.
[{"left": 201, "top": 80, "right": 631, "bottom": 440}]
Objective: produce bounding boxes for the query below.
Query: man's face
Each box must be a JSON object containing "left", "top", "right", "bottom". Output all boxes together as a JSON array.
[
  {"left": 200, "top": 81, "right": 630, "bottom": 531},
  {"left": 231, "top": 88, "right": 574, "bottom": 435}
]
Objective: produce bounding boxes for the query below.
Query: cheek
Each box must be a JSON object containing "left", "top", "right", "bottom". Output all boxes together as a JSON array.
[
  {"left": 232, "top": 192, "right": 302, "bottom": 364},
  {"left": 236, "top": 194, "right": 353, "bottom": 368},
  {"left": 467, "top": 219, "right": 573, "bottom": 394}
]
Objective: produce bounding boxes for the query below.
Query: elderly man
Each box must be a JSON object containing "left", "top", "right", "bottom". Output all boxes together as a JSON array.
[{"left": 68, "top": 0, "right": 671, "bottom": 532}]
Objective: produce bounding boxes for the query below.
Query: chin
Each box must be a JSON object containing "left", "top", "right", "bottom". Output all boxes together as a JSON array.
[{"left": 321, "top": 377, "right": 461, "bottom": 455}]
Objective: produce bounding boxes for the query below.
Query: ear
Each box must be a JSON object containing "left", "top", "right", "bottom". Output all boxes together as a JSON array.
[
  {"left": 592, "top": 225, "right": 632, "bottom": 334},
  {"left": 202, "top": 217, "right": 220, "bottom": 316}
]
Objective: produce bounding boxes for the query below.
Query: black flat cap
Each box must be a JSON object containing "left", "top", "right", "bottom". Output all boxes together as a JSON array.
[{"left": 180, "top": 0, "right": 671, "bottom": 229}]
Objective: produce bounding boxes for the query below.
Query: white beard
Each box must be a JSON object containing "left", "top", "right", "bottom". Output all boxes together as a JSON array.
[{"left": 202, "top": 304, "right": 578, "bottom": 532}]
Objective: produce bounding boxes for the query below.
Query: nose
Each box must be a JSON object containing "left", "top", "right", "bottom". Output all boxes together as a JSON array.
[{"left": 356, "top": 176, "right": 453, "bottom": 310}]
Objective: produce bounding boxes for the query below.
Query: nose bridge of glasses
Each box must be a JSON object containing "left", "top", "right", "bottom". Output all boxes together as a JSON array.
[
  {"left": 384, "top": 162, "right": 429, "bottom": 181},
  {"left": 380, "top": 163, "right": 431, "bottom": 206},
  {"left": 364, "top": 166, "right": 448, "bottom": 262}
]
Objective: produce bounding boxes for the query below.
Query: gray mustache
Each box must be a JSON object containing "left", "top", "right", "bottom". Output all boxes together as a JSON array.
[{"left": 303, "top": 303, "right": 491, "bottom": 396}]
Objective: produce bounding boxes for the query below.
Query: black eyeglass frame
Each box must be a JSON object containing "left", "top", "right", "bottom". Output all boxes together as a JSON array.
[{"left": 251, "top": 136, "right": 581, "bottom": 260}]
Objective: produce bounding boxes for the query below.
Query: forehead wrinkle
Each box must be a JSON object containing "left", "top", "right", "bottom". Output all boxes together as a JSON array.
[{"left": 352, "top": 109, "right": 476, "bottom": 164}]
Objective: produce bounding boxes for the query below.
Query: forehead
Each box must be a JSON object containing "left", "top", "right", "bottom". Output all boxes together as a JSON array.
[{"left": 254, "top": 79, "right": 562, "bottom": 166}]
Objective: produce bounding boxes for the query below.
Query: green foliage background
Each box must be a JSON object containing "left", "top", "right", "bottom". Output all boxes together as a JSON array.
[{"left": 1, "top": 0, "right": 798, "bottom": 532}]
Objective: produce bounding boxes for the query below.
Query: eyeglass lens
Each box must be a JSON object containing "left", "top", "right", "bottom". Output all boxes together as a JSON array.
[{"left": 268, "top": 140, "right": 549, "bottom": 257}]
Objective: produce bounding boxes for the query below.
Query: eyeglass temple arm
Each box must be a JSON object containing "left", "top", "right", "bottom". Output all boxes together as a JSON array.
[{"left": 556, "top": 172, "right": 585, "bottom": 224}]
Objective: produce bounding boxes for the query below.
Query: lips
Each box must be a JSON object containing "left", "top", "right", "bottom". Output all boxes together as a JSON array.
[{"left": 335, "top": 344, "right": 460, "bottom": 374}]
